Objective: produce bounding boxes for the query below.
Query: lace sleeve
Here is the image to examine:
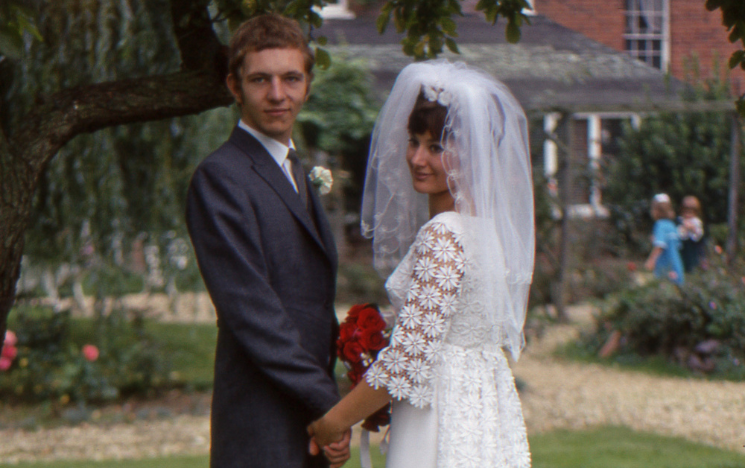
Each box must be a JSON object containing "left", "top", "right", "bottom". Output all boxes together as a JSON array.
[{"left": 365, "top": 221, "right": 465, "bottom": 408}]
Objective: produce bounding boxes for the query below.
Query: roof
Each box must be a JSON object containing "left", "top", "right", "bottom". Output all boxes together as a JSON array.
[{"left": 315, "top": 14, "right": 728, "bottom": 113}]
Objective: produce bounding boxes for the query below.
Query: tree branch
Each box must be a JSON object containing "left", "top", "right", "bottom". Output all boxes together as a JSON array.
[
  {"left": 11, "top": 69, "right": 233, "bottom": 175},
  {"left": 171, "top": 0, "right": 229, "bottom": 76}
]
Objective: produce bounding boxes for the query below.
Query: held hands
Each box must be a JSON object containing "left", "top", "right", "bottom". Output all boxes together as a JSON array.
[{"left": 308, "top": 416, "right": 352, "bottom": 468}]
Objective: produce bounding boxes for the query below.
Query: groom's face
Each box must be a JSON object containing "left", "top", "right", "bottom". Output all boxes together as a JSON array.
[{"left": 227, "top": 47, "right": 310, "bottom": 145}]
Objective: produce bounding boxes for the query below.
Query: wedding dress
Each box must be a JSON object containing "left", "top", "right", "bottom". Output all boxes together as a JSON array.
[{"left": 366, "top": 211, "right": 531, "bottom": 468}]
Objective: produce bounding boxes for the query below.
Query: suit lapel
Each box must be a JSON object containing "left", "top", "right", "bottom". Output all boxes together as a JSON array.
[
  {"left": 228, "top": 127, "right": 329, "bottom": 255},
  {"left": 308, "top": 181, "right": 338, "bottom": 268}
]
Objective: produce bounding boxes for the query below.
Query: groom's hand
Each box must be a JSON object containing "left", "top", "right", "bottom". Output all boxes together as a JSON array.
[
  {"left": 308, "top": 425, "right": 351, "bottom": 468},
  {"left": 323, "top": 429, "right": 351, "bottom": 467}
]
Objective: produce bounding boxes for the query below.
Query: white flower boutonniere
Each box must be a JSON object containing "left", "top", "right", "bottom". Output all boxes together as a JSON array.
[{"left": 310, "top": 166, "right": 333, "bottom": 195}]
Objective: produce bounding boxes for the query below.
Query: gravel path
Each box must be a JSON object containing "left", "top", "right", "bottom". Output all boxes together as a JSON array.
[
  {"left": 513, "top": 310, "right": 745, "bottom": 452},
  {"left": 1, "top": 302, "right": 744, "bottom": 464}
]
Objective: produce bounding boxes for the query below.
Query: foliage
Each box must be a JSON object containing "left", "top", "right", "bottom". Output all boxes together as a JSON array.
[
  {"left": 601, "top": 77, "right": 739, "bottom": 256},
  {"left": 577, "top": 260, "right": 745, "bottom": 379},
  {"left": 13, "top": 1, "right": 234, "bottom": 268},
  {"left": 705, "top": 0, "right": 745, "bottom": 115},
  {"left": 336, "top": 262, "right": 389, "bottom": 306},
  {"left": 377, "top": 0, "right": 531, "bottom": 59},
  {"left": 0, "top": 305, "right": 175, "bottom": 404},
  {"left": 529, "top": 153, "right": 636, "bottom": 309},
  {"left": 298, "top": 55, "right": 380, "bottom": 155},
  {"left": 0, "top": 0, "right": 42, "bottom": 60},
  {"left": 145, "top": 321, "right": 217, "bottom": 389}
]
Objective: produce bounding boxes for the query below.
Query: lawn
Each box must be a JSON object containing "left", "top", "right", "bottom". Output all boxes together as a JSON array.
[{"left": 2, "top": 426, "right": 745, "bottom": 468}]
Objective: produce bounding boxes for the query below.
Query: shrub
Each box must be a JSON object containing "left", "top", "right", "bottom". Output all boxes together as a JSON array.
[
  {"left": 578, "top": 268, "right": 745, "bottom": 379},
  {"left": 0, "top": 304, "right": 176, "bottom": 404}
]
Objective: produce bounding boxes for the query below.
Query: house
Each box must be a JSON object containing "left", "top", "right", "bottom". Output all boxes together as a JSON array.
[
  {"left": 316, "top": 12, "right": 695, "bottom": 216},
  {"left": 531, "top": 0, "right": 744, "bottom": 94}
]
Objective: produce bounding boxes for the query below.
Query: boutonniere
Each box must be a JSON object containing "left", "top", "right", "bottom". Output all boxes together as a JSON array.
[{"left": 309, "top": 166, "right": 333, "bottom": 195}]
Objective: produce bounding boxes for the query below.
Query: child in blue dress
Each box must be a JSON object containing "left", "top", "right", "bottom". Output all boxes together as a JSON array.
[{"left": 644, "top": 193, "right": 684, "bottom": 284}]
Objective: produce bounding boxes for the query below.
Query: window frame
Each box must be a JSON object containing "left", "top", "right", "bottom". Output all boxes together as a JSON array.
[{"left": 623, "top": 0, "right": 670, "bottom": 70}]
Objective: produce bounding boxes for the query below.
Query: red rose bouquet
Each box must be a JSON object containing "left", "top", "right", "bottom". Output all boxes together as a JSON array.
[{"left": 337, "top": 303, "right": 391, "bottom": 432}]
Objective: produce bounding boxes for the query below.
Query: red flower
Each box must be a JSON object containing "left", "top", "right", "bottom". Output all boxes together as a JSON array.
[
  {"left": 1, "top": 344, "right": 17, "bottom": 360},
  {"left": 82, "top": 344, "right": 99, "bottom": 362},
  {"left": 361, "top": 404, "right": 392, "bottom": 432},
  {"left": 346, "top": 367, "right": 362, "bottom": 386},
  {"left": 0, "top": 356, "right": 11, "bottom": 371},
  {"left": 359, "top": 328, "right": 386, "bottom": 351},
  {"left": 626, "top": 262, "right": 637, "bottom": 272},
  {"left": 4, "top": 330, "right": 17, "bottom": 347},
  {"left": 339, "top": 322, "right": 355, "bottom": 342},
  {"left": 358, "top": 307, "right": 386, "bottom": 333},
  {"left": 345, "top": 303, "right": 368, "bottom": 321},
  {"left": 337, "top": 303, "right": 392, "bottom": 432},
  {"left": 342, "top": 341, "right": 364, "bottom": 363}
]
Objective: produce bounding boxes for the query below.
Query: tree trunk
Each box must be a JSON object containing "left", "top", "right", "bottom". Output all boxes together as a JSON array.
[{"left": 0, "top": 143, "right": 36, "bottom": 337}]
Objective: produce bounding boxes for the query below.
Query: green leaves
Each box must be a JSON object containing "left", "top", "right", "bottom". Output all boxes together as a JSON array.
[
  {"left": 475, "top": 0, "right": 531, "bottom": 43},
  {"left": 314, "top": 46, "right": 331, "bottom": 69},
  {"left": 0, "top": 0, "right": 42, "bottom": 59},
  {"left": 376, "top": 0, "right": 468, "bottom": 60},
  {"left": 706, "top": 0, "right": 745, "bottom": 116},
  {"left": 728, "top": 49, "right": 745, "bottom": 70},
  {"left": 214, "top": 0, "right": 528, "bottom": 61}
]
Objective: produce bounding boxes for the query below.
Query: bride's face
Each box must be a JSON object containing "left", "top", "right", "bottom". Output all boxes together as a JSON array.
[{"left": 406, "top": 131, "right": 451, "bottom": 196}]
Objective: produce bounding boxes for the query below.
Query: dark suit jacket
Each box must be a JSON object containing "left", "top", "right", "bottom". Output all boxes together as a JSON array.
[{"left": 186, "top": 127, "right": 340, "bottom": 468}]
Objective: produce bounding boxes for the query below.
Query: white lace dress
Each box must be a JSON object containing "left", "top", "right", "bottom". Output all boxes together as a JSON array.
[{"left": 366, "top": 211, "right": 531, "bottom": 468}]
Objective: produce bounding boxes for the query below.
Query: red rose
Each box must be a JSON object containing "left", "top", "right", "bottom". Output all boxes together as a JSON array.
[
  {"left": 338, "top": 322, "right": 355, "bottom": 342},
  {"left": 82, "top": 344, "right": 99, "bottom": 362},
  {"left": 342, "top": 341, "right": 364, "bottom": 363},
  {"left": 361, "top": 404, "right": 392, "bottom": 432},
  {"left": 358, "top": 306, "right": 386, "bottom": 333},
  {"left": 1, "top": 344, "right": 17, "bottom": 360},
  {"left": 346, "top": 367, "right": 362, "bottom": 386},
  {"left": 359, "top": 328, "right": 387, "bottom": 352},
  {"left": 345, "top": 304, "right": 368, "bottom": 322}
]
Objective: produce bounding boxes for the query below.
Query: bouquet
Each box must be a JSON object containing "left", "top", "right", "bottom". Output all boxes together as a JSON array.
[{"left": 337, "top": 303, "right": 391, "bottom": 432}]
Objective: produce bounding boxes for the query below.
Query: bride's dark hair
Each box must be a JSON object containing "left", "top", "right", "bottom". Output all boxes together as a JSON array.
[{"left": 407, "top": 91, "right": 448, "bottom": 140}]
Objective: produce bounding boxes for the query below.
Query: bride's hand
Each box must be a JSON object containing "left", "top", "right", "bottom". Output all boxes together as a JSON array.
[{"left": 307, "top": 415, "right": 348, "bottom": 449}]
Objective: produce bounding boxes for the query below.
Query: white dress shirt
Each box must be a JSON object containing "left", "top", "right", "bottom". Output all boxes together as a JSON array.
[{"left": 238, "top": 120, "right": 299, "bottom": 192}]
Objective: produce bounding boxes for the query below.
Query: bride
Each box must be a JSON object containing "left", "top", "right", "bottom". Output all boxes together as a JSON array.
[{"left": 309, "top": 60, "right": 535, "bottom": 468}]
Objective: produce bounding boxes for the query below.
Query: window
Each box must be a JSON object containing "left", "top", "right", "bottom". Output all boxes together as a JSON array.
[
  {"left": 317, "top": 0, "right": 355, "bottom": 19},
  {"left": 624, "top": 0, "right": 669, "bottom": 70}
]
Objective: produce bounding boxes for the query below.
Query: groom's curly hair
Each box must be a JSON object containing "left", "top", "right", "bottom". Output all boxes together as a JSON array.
[{"left": 228, "top": 14, "right": 315, "bottom": 79}]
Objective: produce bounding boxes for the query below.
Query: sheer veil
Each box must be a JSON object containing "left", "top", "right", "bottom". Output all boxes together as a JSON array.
[{"left": 360, "top": 60, "right": 535, "bottom": 360}]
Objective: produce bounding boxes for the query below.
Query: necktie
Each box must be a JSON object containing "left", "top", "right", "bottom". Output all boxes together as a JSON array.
[{"left": 287, "top": 149, "right": 309, "bottom": 209}]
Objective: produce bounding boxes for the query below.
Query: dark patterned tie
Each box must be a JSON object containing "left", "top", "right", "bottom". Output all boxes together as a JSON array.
[{"left": 287, "top": 149, "right": 309, "bottom": 209}]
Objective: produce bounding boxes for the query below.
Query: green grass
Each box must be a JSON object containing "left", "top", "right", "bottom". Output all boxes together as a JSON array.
[
  {"left": 530, "top": 426, "right": 745, "bottom": 468},
  {"left": 3, "top": 426, "right": 744, "bottom": 468},
  {"left": 144, "top": 321, "right": 217, "bottom": 388},
  {"left": 64, "top": 317, "right": 218, "bottom": 389},
  {"left": 0, "top": 456, "right": 209, "bottom": 468}
]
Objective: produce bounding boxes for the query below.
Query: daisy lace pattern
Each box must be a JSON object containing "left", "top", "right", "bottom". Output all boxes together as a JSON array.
[{"left": 366, "top": 220, "right": 465, "bottom": 408}]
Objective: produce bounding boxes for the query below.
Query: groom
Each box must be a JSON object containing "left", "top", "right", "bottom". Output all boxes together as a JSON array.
[{"left": 186, "top": 14, "right": 349, "bottom": 468}]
